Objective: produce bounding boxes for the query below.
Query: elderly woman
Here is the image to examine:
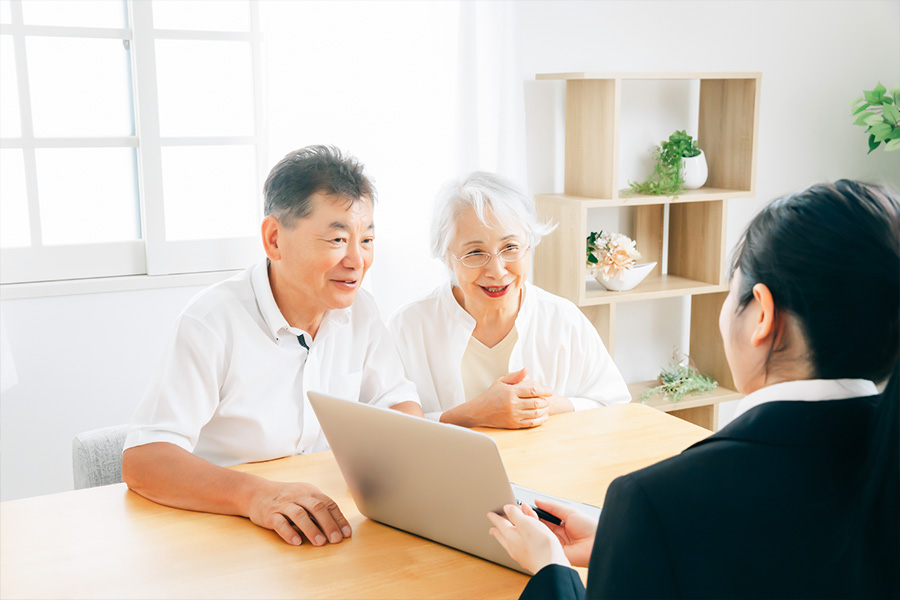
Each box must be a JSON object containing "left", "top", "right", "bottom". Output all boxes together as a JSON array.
[{"left": 389, "top": 172, "right": 629, "bottom": 429}]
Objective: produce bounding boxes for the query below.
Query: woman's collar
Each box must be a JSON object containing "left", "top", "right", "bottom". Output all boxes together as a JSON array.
[{"left": 733, "top": 378, "right": 879, "bottom": 420}]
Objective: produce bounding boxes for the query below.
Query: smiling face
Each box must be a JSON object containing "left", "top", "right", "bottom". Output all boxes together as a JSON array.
[
  {"left": 263, "top": 192, "right": 374, "bottom": 333},
  {"left": 448, "top": 206, "right": 529, "bottom": 317}
]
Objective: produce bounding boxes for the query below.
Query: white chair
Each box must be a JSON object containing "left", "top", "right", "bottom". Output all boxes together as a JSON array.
[{"left": 72, "top": 424, "right": 129, "bottom": 489}]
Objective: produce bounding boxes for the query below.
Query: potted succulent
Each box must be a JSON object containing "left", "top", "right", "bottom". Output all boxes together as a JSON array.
[
  {"left": 851, "top": 82, "right": 900, "bottom": 153},
  {"left": 640, "top": 348, "right": 718, "bottom": 404},
  {"left": 628, "top": 130, "right": 707, "bottom": 196}
]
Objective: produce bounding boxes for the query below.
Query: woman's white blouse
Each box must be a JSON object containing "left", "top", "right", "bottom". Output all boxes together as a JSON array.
[{"left": 389, "top": 281, "right": 631, "bottom": 420}]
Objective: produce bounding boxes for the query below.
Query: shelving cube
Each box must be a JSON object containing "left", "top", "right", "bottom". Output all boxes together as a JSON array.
[{"left": 533, "top": 72, "right": 761, "bottom": 430}]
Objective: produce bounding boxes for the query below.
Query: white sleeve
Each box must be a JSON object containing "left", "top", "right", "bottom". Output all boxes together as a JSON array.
[
  {"left": 388, "top": 299, "right": 463, "bottom": 416},
  {"left": 570, "top": 396, "right": 605, "bottom": 411},
  {"left": 124, "top": 316, "right": 226, "bottom": 452},
  {"left": 360, "top": 315, "right": 420, "bottom": 409},
  {"left": 567, "top": 310, "right": 631, "bottom": 409}
]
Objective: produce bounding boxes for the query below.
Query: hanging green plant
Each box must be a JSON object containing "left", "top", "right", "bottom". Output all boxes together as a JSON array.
[
  {"left": 628, "top": 130, "right": 701, "bottom": 196},
  {"left": 640, "top": 349, "right": 718, "bottom": 404},
  {"left": 850, "top": 82, "right": 900, "bottom": 153}
]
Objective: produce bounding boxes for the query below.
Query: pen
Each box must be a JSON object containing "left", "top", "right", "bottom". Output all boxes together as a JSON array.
[
  {"left": 517, "top": 500, "right": 564, "bottom": 526},
  {"left": 533, "top": 506, "right": 564, "bottom": 526}
]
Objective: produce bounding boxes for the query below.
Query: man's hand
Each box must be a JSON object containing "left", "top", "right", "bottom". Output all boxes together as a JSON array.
[
  {"left": 123, "top": 442, "right": 352, "bottom": 547},
  {"left": 247, "top": 480, "right": 352, "bottom": 546},
  {"left": 442, "top": 368, "right": 552, "bottom": 429},
  {"left": 487, "top": 503, "right": 570, "bottom": 574}
]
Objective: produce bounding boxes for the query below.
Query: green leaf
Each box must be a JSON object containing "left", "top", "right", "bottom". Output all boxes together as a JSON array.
[
  {"left": 874, "top": 82, "right": 887, "bottom": 96},
  {"left": 884, "top": 138, "right": 900, "bottom": 151},
  {"left": 868, "top": 133, "right": 881, "bottom": 153},
  {"left": 864, "top": 114, "right": 885, "bottom": 126},
  {"left": 883, "top": 103, "right": 900, "bottom": 123},
  {"left": 889, "top": 128, "right": 900, "bottom": 140},
  {"left": 852, "top": 103, "right": 870, "bottom": 115},
  {"left": 864, "top": 90, "right": 882, "bottom": 104},
  {"left": 870, "top": 123, "right": 892, "bottom": 142},
  {"left": 850, "top": 96, "right": 865, "bottom": 106},
  {"left": 854, "top": 112, "right": 874, "bottom": 126}
]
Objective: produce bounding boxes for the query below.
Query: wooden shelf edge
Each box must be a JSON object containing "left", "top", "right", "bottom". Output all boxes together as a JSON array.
[
  {"left": 535, "top": 188, "right": 754, "bottom": 207},
  {"left": 627, "top": 380, "right": 743, "bottom": 412},
  {"left": 537, "top": 72, "right": 762, "bottom": 81},
  {"left": 578, "top": 276, "right": 728, "bottom": 306}
]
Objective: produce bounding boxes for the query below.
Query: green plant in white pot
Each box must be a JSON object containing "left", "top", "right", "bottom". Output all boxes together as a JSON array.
[
  {"left": 628, "top": 130, "right": 706, "bottom": 196},
  {"left": 851, "top": 82, "right": 900, "bottom": 153}
]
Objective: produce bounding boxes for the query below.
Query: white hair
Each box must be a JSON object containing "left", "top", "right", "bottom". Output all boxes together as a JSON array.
[{"left": 430, "top": 171, "right": 556, "bottom": 267}]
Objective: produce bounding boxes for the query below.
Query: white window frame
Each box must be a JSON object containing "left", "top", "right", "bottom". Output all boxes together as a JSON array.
[{"left": 0, "top": 0, "right": 265, "bottom": 287}]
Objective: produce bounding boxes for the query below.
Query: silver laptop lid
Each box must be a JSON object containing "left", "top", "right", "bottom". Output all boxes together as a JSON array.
[{"left": 307, "top": 391, "right": 525, "bottom": 572}]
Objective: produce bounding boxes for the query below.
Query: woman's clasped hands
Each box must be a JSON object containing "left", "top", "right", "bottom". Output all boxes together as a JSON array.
[
  {"left": 487, "top": 498, "right": 599, "bottom": 575},
  {"left": 443, "top": 367, "right": 554, "bottom": 429}
]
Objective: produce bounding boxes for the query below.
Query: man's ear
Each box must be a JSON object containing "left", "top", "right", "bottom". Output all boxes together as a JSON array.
[
  {"left": 750, "top": 283, "right": 777, "bottom": 348},
  {"left": 261, "top": 216, "right": 281, "bottom": 261}
]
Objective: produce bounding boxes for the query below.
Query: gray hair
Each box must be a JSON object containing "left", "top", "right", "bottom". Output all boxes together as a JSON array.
[
  {"left": 430, "top": 171, "right": 556, "bottom": 265},
  {"left": 263, "top": 145, "right": 375, "bottom": 227}
]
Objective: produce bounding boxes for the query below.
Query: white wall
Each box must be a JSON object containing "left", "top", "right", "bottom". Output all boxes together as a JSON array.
[
  {"left": 1, "top": 0, "right": 898, "bottom": 501},
  {"left": 0, "top": 285, "right": 206, "bottom": 499}
]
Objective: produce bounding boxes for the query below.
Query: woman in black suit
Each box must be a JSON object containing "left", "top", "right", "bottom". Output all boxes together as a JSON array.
[{"left": 488, "top": 180, "right": 899, "bottom": 599}]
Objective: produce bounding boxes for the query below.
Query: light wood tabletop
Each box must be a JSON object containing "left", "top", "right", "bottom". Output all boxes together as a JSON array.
[{"left": 0, "top": 403, "right": 710, "bottom": 599}]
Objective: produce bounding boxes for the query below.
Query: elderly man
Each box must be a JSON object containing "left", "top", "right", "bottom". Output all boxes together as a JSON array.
[{"left": 122, "top": 145, "right": 422, "bottom": 548}]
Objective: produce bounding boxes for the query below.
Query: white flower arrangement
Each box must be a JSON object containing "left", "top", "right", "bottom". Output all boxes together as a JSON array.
[{"left": 586, "top": 230, "right": 642, "bottom": 282}]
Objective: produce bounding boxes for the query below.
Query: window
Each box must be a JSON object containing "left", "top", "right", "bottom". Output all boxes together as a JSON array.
[{"left": 0, "top": 0, "right": 264, "bottom": 285}]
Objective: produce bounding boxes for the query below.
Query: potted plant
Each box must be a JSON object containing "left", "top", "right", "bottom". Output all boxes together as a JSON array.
[
  {"left": 640, "top": 348, "right": 718, "bottom": 404},
  {"left": 586, "top": 230, "right": 656, "bottom": 291},
  {"left": 628, "top": 130, "right": 707, "bottom": 196},
  {"left": 851, "top": 82, "right": 900, "bottom": 153}
]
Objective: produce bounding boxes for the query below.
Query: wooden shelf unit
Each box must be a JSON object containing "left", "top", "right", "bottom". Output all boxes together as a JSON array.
[{"left": 533, "top": 72, "right": 761, "bottom": 430}]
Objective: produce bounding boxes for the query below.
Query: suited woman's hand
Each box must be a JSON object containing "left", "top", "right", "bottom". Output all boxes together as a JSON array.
[
  {"left": 487, "top": 503, "right": 570, "bottom": 574},
  {"left": 532, "top": 498, "right": 598, "bottom": 568}
]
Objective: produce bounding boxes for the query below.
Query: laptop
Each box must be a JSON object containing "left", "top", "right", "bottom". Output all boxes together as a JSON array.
[{"left": 308, "top": 391, "right": 602, "bottom": 573}]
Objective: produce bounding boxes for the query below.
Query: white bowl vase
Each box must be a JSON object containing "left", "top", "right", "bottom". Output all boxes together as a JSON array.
[
  {"left": 681, "top": 150, "right": 708, "bottom": 190},
  {"left": 594, "top": 262, "right": 657, "bottom": 292}
]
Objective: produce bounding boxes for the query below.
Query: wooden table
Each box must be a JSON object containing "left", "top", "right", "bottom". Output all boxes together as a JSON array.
[{"left": 0, "top": 404, "right": 709, "bottom": 599}]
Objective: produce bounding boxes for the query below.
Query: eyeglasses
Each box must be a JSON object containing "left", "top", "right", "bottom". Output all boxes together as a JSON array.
[{"left": 451, "top": 245, "right": 531, "bottom": 268}]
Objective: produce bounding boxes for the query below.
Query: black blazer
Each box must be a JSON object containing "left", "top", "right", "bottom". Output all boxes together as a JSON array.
[{"left": 521, "top": 396, "right": 899, "bottom": 599}]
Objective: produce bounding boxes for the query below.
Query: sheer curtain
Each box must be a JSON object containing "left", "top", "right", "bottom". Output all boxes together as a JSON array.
[
  {"left": 258, "top": 0, "right": 523, "bottom": 318},
  {"left": 0, "top": 317, "right": 16, "bottom": 394},
  {"left": 455, "top": 1, "right": 526, "bottom": 182}
]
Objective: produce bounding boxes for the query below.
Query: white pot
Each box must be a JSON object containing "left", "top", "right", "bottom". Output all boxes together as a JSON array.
[
  {"left": 681, "top": 149, "right": 708, "bottom": 190},
  {"left": 594, "top": 262, "right": 657, "bottom": 292}
]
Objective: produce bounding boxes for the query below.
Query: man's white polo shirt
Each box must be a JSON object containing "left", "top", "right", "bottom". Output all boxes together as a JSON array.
[{"left": 124, "top": 259, "right": 419, "bottom": 466}]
